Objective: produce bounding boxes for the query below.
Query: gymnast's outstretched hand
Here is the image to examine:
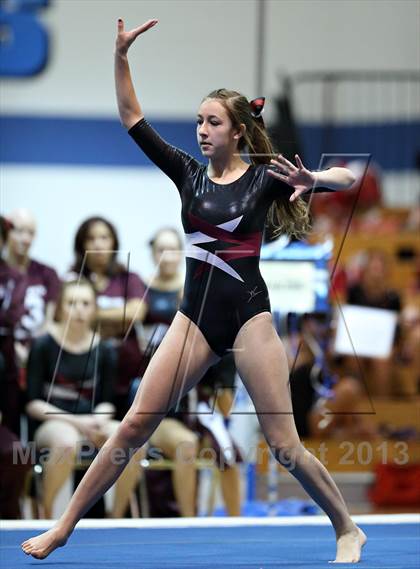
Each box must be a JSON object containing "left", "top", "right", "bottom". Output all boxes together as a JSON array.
[
  {"left": 268, "top": 153, "right": 315, "bottom": 202},
  {"left": 115, "top": 18, "right": 158, "bottom": 56}
]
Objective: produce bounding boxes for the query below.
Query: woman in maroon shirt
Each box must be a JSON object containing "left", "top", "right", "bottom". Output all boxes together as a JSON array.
[
  {"left": 5, "top": 209, "right": 61, "bottom": 367},
  {"left": 69, "top": 216, "right": 147, "bottom": 419},
  {"left": 0, "top": 216, "right": 27, "bottom": 434},
  {"left": 0, "top": 215, "right": 31, "bottom": 518}
]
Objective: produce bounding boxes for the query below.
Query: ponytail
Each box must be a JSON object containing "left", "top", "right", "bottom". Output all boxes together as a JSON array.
[
  {"left": 251, "top": 119, "right": 311, "bottom": 239},
  {"left": 204, "top": 89, "right": 311, "bottom": 239}
]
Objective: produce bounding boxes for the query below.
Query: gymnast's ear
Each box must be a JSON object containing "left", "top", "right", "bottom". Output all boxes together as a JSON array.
[{"left": 233, "top": 123, "right": 246, "bottom": 140}]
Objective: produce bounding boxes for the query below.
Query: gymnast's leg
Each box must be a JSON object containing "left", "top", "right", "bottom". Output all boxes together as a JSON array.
[
  {"left": 21, "top": 312, "right": 219, "bottom": 559},
  {"left": 233, "top": 312, "right": 367, "bottom": 564}
]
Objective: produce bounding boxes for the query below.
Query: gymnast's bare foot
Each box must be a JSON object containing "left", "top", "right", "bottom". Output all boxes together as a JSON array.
[
  {"left": 330, "top": 526, "right": 367, "bottom": 564},
  {"left": 21, "top": 526, "right": 69, "bottom": 559}
]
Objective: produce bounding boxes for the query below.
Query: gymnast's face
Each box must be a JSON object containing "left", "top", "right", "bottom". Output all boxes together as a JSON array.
[{"left": 196, "top": 99, "right": 243, "bottom": 159}]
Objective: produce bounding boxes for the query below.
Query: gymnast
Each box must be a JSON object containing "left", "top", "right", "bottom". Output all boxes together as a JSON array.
[{"left": 22, "top": 18, "right": 366, "bottom": 563}]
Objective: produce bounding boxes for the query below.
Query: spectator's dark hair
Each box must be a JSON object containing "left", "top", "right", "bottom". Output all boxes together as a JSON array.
[
  {"left": 0, "top": 215, "right": 13, "bottom": 243},
  {"left": 72, "top": 216, "right": 125, "bottom": 278}
]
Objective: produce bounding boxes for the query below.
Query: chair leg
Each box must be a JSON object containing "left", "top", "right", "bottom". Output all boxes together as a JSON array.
[
  {"left": 206, "top": 467, "right": 220, "bottom": 516},
  {"left": 129, "top": 490, "right": 140, "bottom": 518},
  {"left": 138, "top": 475, "right": 150, "bottom": 518},
  {"left": 33, "top": 465, "right": 45, "bottom": 519}
]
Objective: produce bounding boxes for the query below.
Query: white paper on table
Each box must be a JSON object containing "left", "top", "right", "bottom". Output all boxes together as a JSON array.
[
  {"left": 259, "top": 260, "right": 317, "bottom": 313},
  {"left": 333, "top": 304, "right": 398, "bottom": 358}
]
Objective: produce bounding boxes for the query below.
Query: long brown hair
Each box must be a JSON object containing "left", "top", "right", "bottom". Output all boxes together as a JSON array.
[
  {"left": 204, "top": 89, "right": 310, "bottom": 239},
  {"left": 72, "top": 216, "right": 125, "bottom": 278}
]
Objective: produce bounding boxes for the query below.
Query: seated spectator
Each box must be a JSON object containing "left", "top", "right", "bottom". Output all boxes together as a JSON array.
[
  {"left": 194, "top": 354, "right": 242, "bottom": 516},
  {"left": 344, "top": 249, "right": 402, "bottom": 397},
  {"left": 5, "top": 209, "right": 61, "bottom": 367},
  {"left": 133, "top": 227, "right": 241, "bottom": 516},
  {"left": 397, "top": 302, "right": 420, "bottom": 396},
  {"left": 0, "top": 215, "right": 31, "bottom": 518},
  {"left": 68, "top": 216, "right": 147, "bottom": 419},
  {"left": 285, "top": 314, "right": 376, "bottom": 440},
  {"left": 0, "top": 216, "right": 27, "bottom": 435},
  {"left": 25, "top": 279, "right": 143, "bottom": 519}
]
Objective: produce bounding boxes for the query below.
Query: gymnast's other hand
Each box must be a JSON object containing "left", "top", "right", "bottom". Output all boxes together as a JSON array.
[
  {"left": 268, "top": 153, "right": 315, "bottom": 202},
  {"left": 115, "top": 18, "right": 158, "bottom": 56}
]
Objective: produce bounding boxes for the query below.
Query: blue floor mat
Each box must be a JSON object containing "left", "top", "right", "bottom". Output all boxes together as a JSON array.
[{"left": 2, "top": 522, "right": 419, "bottom": 568}]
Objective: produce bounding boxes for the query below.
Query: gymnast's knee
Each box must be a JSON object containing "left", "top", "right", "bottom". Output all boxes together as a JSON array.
[
  {"left": 269, "top": 440, "right": 305, "bottom": 471},
  {"left": 118, "top": 410, "right": 163, "bottom": 446}
]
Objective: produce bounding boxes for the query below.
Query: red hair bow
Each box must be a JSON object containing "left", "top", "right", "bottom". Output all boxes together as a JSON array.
[{"left": 250, "top": 97, "right": 265, "bottom": 118}]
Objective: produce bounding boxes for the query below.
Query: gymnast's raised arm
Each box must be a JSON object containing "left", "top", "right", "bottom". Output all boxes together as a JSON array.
[
  {"left": 114, "top": 18, "right": 158, "bottom": 129},
  {"left": 114, "top": 18, "right": 198, "bottom": 189}
]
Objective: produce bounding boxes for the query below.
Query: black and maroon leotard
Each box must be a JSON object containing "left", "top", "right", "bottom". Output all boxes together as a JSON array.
[{"left": 129, "top": 118, "right": 331, "bottom": 356}]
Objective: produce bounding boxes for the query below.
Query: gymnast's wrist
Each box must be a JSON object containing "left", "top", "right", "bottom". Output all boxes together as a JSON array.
[
  {"left": 311, "top": 171, "right": 321, "bottom": 184},
  {"left": 114, "top": 49, "right": 129, "bottom": 60}
]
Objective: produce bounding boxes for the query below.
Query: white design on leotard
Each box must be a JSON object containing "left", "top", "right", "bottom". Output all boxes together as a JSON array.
[{"left": 185, "top": 215, "right": 244, "bottom": 282}]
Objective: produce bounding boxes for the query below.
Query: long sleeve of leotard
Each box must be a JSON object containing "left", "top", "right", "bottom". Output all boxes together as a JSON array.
[{"left": 128, "top": 118, "right": 200, "bottom": 191}]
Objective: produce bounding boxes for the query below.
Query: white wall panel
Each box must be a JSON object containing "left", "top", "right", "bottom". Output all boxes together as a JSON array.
[{"left": 1, "top": 164, "right": 184, "bottom": 278}]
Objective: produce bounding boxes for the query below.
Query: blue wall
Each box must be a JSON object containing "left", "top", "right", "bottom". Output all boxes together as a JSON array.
[{"left": 2, "top": 115, "right": 419, "bottom": 171}]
